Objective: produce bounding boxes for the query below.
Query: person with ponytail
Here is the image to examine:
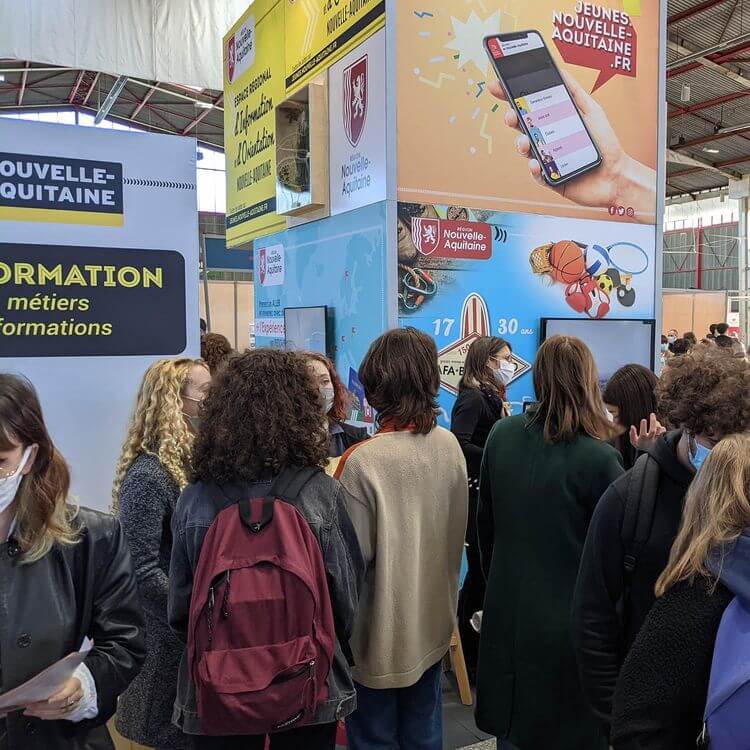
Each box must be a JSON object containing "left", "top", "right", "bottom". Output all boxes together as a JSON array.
[
  {"left": 113, "top": 358, "right": 210, "bottom": 750},
  {"left": 0, "top": 374, "right": 145, "bottom": 750},
  {"left": 450, "top": 336, "right": 512, "bottom": 683},
  {"left": 612, "top": 434, "right": 750, "bottom": 749}
]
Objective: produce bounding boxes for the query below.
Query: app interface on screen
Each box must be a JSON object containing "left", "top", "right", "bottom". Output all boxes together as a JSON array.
[{"left": 487, "top": 34, "right": 599, "bottom": 182}]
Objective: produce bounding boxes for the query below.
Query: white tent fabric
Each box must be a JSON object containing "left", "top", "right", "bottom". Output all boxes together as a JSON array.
[{"left": 0, "top": 0, "right": 248, "bottom": 90}]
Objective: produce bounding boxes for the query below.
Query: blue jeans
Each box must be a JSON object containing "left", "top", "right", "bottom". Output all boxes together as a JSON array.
[{"left": 346, "top": 660, "right": 443, "bottom": 750}]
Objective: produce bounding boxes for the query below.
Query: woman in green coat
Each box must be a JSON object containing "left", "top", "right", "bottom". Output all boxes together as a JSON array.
[{"left": 475, "top": 336, "right": 624, "bottom": 750}]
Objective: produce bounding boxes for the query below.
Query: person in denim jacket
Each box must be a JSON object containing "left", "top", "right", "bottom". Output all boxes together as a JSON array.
[{"left": 168, "top": 349, "right": 364, "bottom": 750}]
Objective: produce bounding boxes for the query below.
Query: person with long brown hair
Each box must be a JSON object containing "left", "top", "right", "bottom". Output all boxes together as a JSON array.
[
  {"left": 573, "top": 346, "right": 750, "bottom": 734},
  {"left": 336, "top": 328, "right": 468, "bottom": 750},
  {"left": 0, "top": 373, "right": 145, "bottom": 750},
  {"left": 113, "top": 358, "right": 210, "bottom": 750},
  {"left": 475, "top": 336, "right": 623, "bottom": 750},
  {"left": 612, "top": 434, "right": 750, "bottom": 749},
  {"left": 305, "top": 352, "right": 367, "bottom": 458},
  {"left": 450, "top": 335, "right": 512, "bottom": 682},
  {"left": 168, "top": 349, "right": 363, "bottom": 750}
]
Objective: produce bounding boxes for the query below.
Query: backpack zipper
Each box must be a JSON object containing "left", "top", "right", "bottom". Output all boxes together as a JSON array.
[{"left": 221, "top": 570, "right": 231, "bottom": 619}]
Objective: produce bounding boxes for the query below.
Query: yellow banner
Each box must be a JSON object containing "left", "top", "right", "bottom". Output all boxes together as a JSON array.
[
  {"left": 223, "top": 0, "right": 286, "bottom": 247},
  {"left": 285, "top": 0, "right": 385, "bottom": 92}
]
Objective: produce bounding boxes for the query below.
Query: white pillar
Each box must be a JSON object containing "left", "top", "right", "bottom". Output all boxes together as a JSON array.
[{"left": 739, "top": 197, "right": 749, "bottom": 346}]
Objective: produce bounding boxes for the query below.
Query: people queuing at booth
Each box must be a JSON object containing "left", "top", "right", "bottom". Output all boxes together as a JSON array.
[{"left": 0, "top": 330, "right": 749, "bottom": 750}]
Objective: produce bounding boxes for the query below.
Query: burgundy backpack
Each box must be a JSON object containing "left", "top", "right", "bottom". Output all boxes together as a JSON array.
[{"left": 187, "top": 467, "right": 336, "bottom": 736}]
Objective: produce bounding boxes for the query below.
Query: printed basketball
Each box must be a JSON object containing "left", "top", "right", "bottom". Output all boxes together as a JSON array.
[{"left": 549, "top": 241, "right": 586, "bottom": 284}]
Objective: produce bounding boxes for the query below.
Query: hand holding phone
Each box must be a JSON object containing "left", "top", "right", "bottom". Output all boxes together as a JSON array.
[{"left": 484, "top": 31, "right": 657, "bottom": 222}]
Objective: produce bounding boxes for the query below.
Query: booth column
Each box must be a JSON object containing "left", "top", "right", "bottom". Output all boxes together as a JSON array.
[{"left": 740, "top": 197, "right": 750, "bottom": 346}]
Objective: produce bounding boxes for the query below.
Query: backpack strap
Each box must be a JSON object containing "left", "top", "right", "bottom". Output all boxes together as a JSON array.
[
  {"left": 270, "top": 466, "right": 357, "bottom": 667},
  {"left": 622, "top": 453, "right": 660, "bottom": 589},
  {"left": 270, "top": 465, "right": 321, "bottom": 501}
]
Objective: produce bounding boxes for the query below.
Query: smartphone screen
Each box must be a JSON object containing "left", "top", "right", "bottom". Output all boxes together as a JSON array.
[{"left": 485, "top": 31, "right": 601, "bottom": 185}]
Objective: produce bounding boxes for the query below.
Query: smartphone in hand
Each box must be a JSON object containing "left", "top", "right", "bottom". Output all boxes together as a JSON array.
[{"left": 484, "top": 31, "right": 601, "bottom": 186}]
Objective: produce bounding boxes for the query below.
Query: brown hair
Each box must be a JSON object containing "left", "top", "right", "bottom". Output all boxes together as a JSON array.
[
  {"left": 200, "top": 333, "right": 233, "bottom": 374},
  {"left": 0, "top": 374, "right": 79, "bottom": 562},
  {"left": 112, "top": 358, "right": 206, "bottom": 512},
  {"left": 359, "top": 328, "right": 440, "bottom": 435},
  {"left": 460, "top": 336, "right": 512, "bottom": 397},
  {"left": 304, "top": 352, "right": 349, "bottom": 423},
  {"left": 657, "top": 345, "right": 750, "bottom": 438},
  {"left": 656, "top": 434, "right": 750, "bottom": 597},
  {"left": 192, "top": 349, "right": 329, "bottom": 483},
  {"left": 530, "top": 335, "right": 614, "bottom": 443},
  {"left": 603, "top": 364, "right": 658, "bottom": 470}
]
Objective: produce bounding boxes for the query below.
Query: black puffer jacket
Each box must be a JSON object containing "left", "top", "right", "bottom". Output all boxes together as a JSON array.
[
  {"left": 572, "top": 431, "right": 693, "bottom": 728},
  {"left": 0, "top": 507, "right": 146, "bottom": 750}
]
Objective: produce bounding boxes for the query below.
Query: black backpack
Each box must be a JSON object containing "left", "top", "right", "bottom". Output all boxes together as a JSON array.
[{"left": 621, "top": 453, "right": 661, "bottom": 601}]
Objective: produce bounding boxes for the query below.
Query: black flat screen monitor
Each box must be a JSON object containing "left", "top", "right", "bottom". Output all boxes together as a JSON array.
[
  {"left": 540, "top": 318, "right": 656, "bottom": 382},
  {"left": 284, "top": 306, "right": 328, "bottom": 355}
]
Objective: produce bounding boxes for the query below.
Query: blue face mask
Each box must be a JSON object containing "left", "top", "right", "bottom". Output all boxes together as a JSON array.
[{"left": 690, "top": 438, "right": 712, "bottom": 473}]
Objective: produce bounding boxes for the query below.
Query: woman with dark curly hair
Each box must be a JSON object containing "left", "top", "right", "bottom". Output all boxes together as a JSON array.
[
  {"left": 199, "top": 332, "right": 233, "bottom": 374},
  {"left": 304, "top": 352, "right": 368, "bottom": 457},
  {"left": 167, "top": 349, "right": 364, "bottom": 750},
  {"left": 573, "top": 345, "right": 750, "bottom": 735}
]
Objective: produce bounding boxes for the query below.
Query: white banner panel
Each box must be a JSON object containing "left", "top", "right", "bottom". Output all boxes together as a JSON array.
[
  {"left": 329, "top": 29, "right": 387, "bottom": 217},
  {"left": 0, "top": 0, "right": 247, "bottom": 90},
  {"left": 0, "top": 118, "right": 199, "bottom": 511}
]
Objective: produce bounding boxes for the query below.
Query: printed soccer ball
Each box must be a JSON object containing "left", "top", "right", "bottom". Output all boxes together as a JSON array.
[{"left": 597, "top": 274, "right": 614, "bottom": 294}]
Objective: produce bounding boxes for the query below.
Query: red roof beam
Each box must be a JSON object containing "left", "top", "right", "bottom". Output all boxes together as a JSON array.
[
  {"left": 669, "top": 91, "right": 750, "bottom": 119},
  {"left": 668, "top": 0, "right": 732, "bottom": 26},
  {"left": 68, "top": 70, "right": 86, "bottom": 104}
]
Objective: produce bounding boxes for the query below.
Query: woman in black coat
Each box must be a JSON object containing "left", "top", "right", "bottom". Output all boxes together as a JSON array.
[
  {"left": 0, "top": 374, "right": 145, "bottom": 750},
  {"left": 612, "top": 433, "right": 750, "bottom": 750},
  {"left": 113, "top": 358, "right": 210, "bottom": 750},
  {"left": 450, "top": 336, "right": 512, "bottom": 682}
]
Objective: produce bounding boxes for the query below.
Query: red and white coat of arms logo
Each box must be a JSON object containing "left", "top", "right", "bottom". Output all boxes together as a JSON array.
[
  {"left": 258, "top": 248, "right": 267, "bottom": 285},
  {"left": 411, "top": 217, "right": 440, "bottom": 256},
  {"left": 227, "top": 35, "right": 236, "bottom": 83},
  {"left": 343, "top": 54, "right": 368, "bottom": 147}
]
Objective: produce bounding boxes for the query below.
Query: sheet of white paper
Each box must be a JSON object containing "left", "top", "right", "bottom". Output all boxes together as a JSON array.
[{"left": 0, "top": 649, "right": 89, "bottom": 714}]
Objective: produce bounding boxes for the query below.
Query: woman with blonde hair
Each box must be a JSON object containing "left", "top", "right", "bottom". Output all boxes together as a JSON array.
[
  {"left": 475, "top": 336, "right": 623, "bottom": 750},
  {"left": 0, "top": 373, "right": 145, "bottom": 750},
  {"left": 612, "top": 434, "right": 750, "bottom": 749},
  {"left": 114, "top": 358, "right": 210, "bottom": 750}
]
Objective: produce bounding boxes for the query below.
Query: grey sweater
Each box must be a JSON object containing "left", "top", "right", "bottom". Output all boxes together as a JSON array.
[{"left": 115, "top": 453, "right": 191, "bottom": 750}]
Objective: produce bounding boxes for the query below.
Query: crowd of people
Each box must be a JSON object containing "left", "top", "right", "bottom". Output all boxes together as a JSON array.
[
  {"left": 0, "top": 323, "right": 749, "bottom": 750},
  {"left": 661, "top": 322, "right": 747, "bottom": 366}
]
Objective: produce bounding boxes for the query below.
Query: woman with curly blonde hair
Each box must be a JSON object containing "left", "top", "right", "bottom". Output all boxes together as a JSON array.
[{"left": 114, "top": 358, "right": 210, "bottom": 750}]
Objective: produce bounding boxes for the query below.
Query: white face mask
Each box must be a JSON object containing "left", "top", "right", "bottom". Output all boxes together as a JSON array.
[
  {"left": 0, "top": 447, "right": 32, "bottom": 515},
  {"left": 494, "top": 360, "right": 516, "bottom": 387},
  {"left": 320, "top": 386, "right": 335, "bottom": 415}
]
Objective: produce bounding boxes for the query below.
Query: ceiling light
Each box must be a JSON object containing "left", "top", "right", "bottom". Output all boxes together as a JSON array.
[
  {"left": 717, "top": 122, "right": 750, "bottom": 135},
  {"left": 0, "top": 74, "right": 5, "bottom": 82},
  {"left": 680, "top": 84, "right": 691, "bottom": 103},
  {"left": 194, "top": 101, "right": 213, "bottom": 109},
  {"left": 703, "top": 147, "right": 720, "bottom": 154}
]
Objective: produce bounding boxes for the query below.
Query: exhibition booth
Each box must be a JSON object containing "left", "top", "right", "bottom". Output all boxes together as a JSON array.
[
  {"left": 0, "top": 0, "right": 666, "bottom": 509},
  {"left": 227, "top": 0, "right": 665, "bottom": 422}
]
